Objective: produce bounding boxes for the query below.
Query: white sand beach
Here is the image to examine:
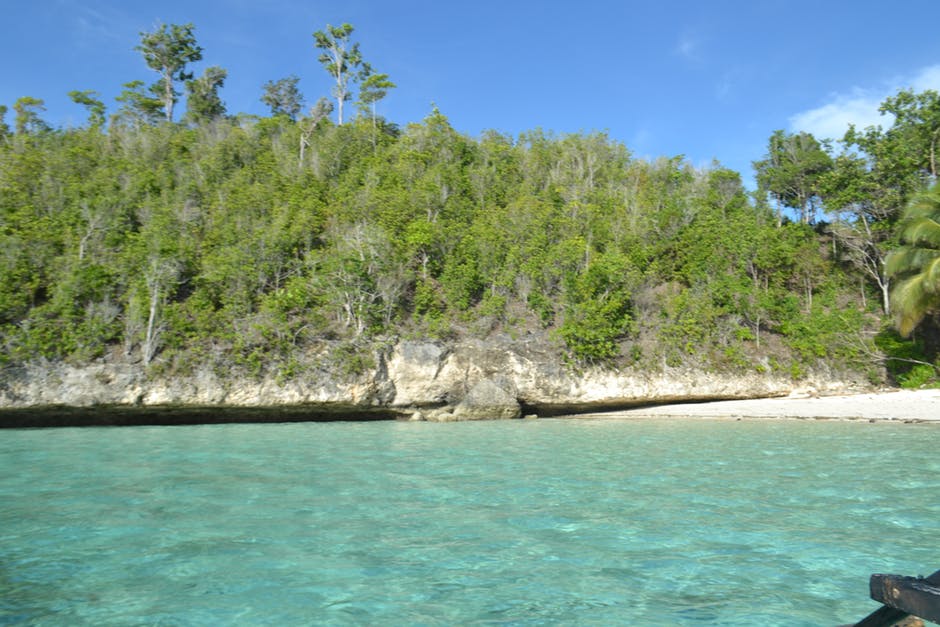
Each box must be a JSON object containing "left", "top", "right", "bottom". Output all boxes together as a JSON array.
[{"left": 582, "top": 389, "right": 940, "bottom": 422}]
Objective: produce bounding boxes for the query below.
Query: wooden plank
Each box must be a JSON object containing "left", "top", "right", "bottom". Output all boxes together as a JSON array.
[
  {"left": 870, "top": 573, "right": 940, "bottom": 624},
  {"left": 849, "top": 604, "right": 910, "bottom": 627},
  {"left": 846, "top": 569, "right": 940, "bottom": 627}
]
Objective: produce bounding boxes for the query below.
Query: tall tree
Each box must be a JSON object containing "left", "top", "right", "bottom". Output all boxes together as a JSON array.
[
  {"left": 821, "top": 89, "right": 940, "bottom": 315},
  {"left": 298, "top": 97, "right": 333, "bottom": 168},
  {"left": 879, "top": 89, "right": 940, "bottom": 181},
  {"left": 886, "top": 184, "right": 940, "bottom": 336},
  {"left": 13, "top": 97, "right": 47, "bottom": 135},
  {"left": 139, "top": 256, "right": 181, "bottom": 364},
  {"left": 0, "top": 105, "right": 10, "bottom": 139},
  {"left": 357, "top": 64, "right": 396, "bottom": 127},
  {"left": 754, "top": 130, "right": 832, "bottom": 224},
  {"left": 135, "top": 22, "right": 203, "bottom": 122},
  {"left": 313, "top": 23, "right": 362, "bottom": 125},
  {"left": 114, "top": 80, "right": 164, "bottom": 126},
  {"left": 820, "top": 152, "right": 897, "bottom": 313},
  {"left": 261, "top": 76, "right": 304, "bottom": 120},
  {"left": 68, "top": 90, "right": 106, "bottom": 129},
  {"left": 185, "top": 66, "right": 227, "bottom": 124}
]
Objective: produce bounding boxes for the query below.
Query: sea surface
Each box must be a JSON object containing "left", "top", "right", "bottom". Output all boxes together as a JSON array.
[{"left": 1, "top": 418, "right": 937, "bottom": 625}]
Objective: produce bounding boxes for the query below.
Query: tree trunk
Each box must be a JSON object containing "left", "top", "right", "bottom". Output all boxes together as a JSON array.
[
  {"left": 143, "top": 282, "right": 160, "bottom": 364},
  {"left": 930, "top": 126, "right": 939, "bottom": 178},
  {"left": 163, "top": 70, "right": 174, "bottom": 122},
  {"left": 371, "top": 102, "right": 377, "bottom": 151}
]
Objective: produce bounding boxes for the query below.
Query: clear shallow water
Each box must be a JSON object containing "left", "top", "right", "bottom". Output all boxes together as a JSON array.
[{"left": 1, "top": 419, "right": 937, "bottom": 626}]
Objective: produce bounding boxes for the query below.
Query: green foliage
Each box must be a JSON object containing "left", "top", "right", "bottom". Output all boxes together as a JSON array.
[
  {"left": 261, "top": 76, "right": 304, "bottom": 120},
  {"left": 357, "top": 68, "right": 396, "bottom": 120},
  {"left": 556, "top": 252, "right": 637, "bottom": 363},
  {"left": 8, "top": 72, "right": 932, "bottom": 380},
  {"left": 754, "top": 129, "right": 831, "bottom": 224},
  {"left": 886, "top": 184, "right": 940, "bottom": 336},
  {"left": 874, "top": 326, "right": 940, "bottom": 388},
  {"left": 780, "top": 293, "right": 864, "bottom": 364},
  {"left": 440, "top": 252, "right": 482, "bottom": 312},
  {"left": 68, "top": 90, "right": 106, "bottom": 128},
  {"left": 557, "top": 296, "right": 631, "bottom": 364},
  {"left": 135, "top": 22, "right": 203, "bottom": 122},
  {"left": 114, "top": 80, "right": 163, "bottom": 125},
  {"left": 185, "top": 66, "right": 227, "bottom": 124},
  {"left": 898, "top": 363, "right": 940, "bottom": 388},
  {"left": 877, "top": 89, "right": 940, "bottom": 181},
  {"left": 313, "top": 23, "right": 363, "bottom": 125},
  {"left": 657, "top": 287, "right": 722, "bottom": 364},
  {"left": 13, "top": 97, "right": 48, "bottom": 135},
  {"left": 0, "top": 104, "right": 10, "bottom": 138},
  {"left": 328, "top": 342, "right": 376, "bottom": 376}
]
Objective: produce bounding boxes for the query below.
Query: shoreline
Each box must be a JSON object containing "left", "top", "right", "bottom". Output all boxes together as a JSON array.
[
  {"left": 573, "top": 389, "right": 940, "bottom": 422},
  {"left": 2, "top": 388, "right": 937, "bottom": 427}
]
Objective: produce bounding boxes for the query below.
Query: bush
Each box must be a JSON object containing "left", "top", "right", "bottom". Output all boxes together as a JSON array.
[{"left": 875, "top": 326, "right": 940, "bottom": 388}]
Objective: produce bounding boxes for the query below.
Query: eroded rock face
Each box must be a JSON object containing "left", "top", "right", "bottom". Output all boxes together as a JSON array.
[
  {"left": 0, "top": 361, "right": 146, "bottom": 408},
  {"left": 385, "top": 341, "right": 448, "bottom": 406},
  {"left": 0, "top": 337, "right": 870, "bottom": 420},
  {"left": 420, "top": 377, "right": 521, "bottom": 422}
]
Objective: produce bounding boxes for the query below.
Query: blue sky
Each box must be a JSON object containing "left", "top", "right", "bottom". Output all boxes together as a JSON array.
[{"left": 4, "top": 0, "right": 940, "bottom": 182}]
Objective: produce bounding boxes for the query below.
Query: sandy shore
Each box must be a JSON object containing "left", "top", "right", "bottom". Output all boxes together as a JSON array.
[{"left": 579, "top": 389, "right": 940, "bottom": 422}]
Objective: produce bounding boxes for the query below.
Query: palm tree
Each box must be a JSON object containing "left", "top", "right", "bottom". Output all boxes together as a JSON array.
[{"left": 886, "top": 183, "right": 940, "bottom": 336}]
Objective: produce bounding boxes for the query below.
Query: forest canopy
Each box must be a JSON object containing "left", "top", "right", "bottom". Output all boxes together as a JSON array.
[{"left": 1, "top": 22, "right": 938, "bottom": 387}]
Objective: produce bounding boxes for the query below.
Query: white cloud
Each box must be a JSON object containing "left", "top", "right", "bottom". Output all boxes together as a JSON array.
[
  {"left": 674, "top": 29, "right": 704, "bottom": 64},
  {"left": 788, "top": 91, "right": 886, "bottom": 139},
  {"left": 715, "top": 69, "right": 739, "bottom": 101},
  {"left": 70, "top": 3, "right": 134, "bottom": 47},
  {"left": 676, "top": 35, "right": 697, "bottom": 59},
  {"left": 788, "top": 64, "right": 940, "bottom": 140},
  {"left": 911, "top": 65, "right": 940, "bottom": 92}
]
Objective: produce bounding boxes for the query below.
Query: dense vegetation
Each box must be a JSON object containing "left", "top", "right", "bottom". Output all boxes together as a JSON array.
[{"left": 1, "top": 23, "right": 938, "bottom": 386}]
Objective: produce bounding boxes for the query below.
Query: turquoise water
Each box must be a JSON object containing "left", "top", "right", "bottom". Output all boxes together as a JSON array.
[{"left": 1, "top": 419, "right": 937, "bottom": 626}]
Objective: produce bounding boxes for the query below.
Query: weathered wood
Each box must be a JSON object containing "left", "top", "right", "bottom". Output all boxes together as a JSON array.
[
  {"left": 849, "top": 605, "right": 924, "bottom": 627},
  {"left": 869, "top": 573, "right": 940, "bottom": 624},
  {"left": 847, "top": 570, "right": 940, "bottom": 626},
  {"left": 849, "top": 604, "right": 912, "bottom": 627}
]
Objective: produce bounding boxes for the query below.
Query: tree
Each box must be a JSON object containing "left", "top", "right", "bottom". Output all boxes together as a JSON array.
[
  {"left": 556, "top": 251, "right": 637, "bottom": 363},
  {"left": 135, "top": 22, "right": 203, "bottom": 122},
  {"left": 357, "top": 65, "right": 396, "bottom": 125},
  {"left": 821, "top": 89, "right": 940, "bottom": 315},
  {"left": 261, "top": 76, "right": 304, "bottom": 120},
  {"left": 879, "top": 89, "right": 940, "bottom": 181},
  {"left": 0, "top": 105, "right": 9, "bottom": 139},
  {"left": 68, "top": 90, "right": 106, "bottom": 129},
  {"left": 114, "top": 80, "right": 164, "bottom": 126},
  {"left": 754, "top": 130, "right": 832, "bottom": 224},
  {"left": 886, "top": 184, "right": 940, "bottom": 336},
  {"left": 298, "top": 97, "right": 333, "bottom": 168},
  {"left": 133, "top": 256, "right": 181, "bottom": 364},
  {"left": 185, "top": 66, "right": 227, "bottom": 124},
  {"left": 313, "top": 23, "right": 362, "bottom": 125},
  {"left": 820, "top": 153, "right": 896, "bottom": 313},
  {"left": 13, "top": 97, "right": 47, "bottom": 135},
  {"left": 842, "top": 91, "right": 938, "bottom": 211}
]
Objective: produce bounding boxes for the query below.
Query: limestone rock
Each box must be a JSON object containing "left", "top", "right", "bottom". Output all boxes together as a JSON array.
[
  {"left": 0, "top": 334, "right": 873, "bottom": 420},
  {"left": 386, "top": 341, "right": 448, "bottom": 406},
  {"left": 450, "top": 377, "right": 521, "bottom": 420}
]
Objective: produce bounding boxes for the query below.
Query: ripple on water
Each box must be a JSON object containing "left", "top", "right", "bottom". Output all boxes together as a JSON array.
[{"left": 0, "top": 419, "right": 936, "bottom": 625}]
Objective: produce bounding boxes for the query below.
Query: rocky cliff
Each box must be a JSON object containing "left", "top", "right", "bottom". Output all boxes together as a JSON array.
[{"left": 0, "top": 337, "right": 870, "bottom": 424}]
